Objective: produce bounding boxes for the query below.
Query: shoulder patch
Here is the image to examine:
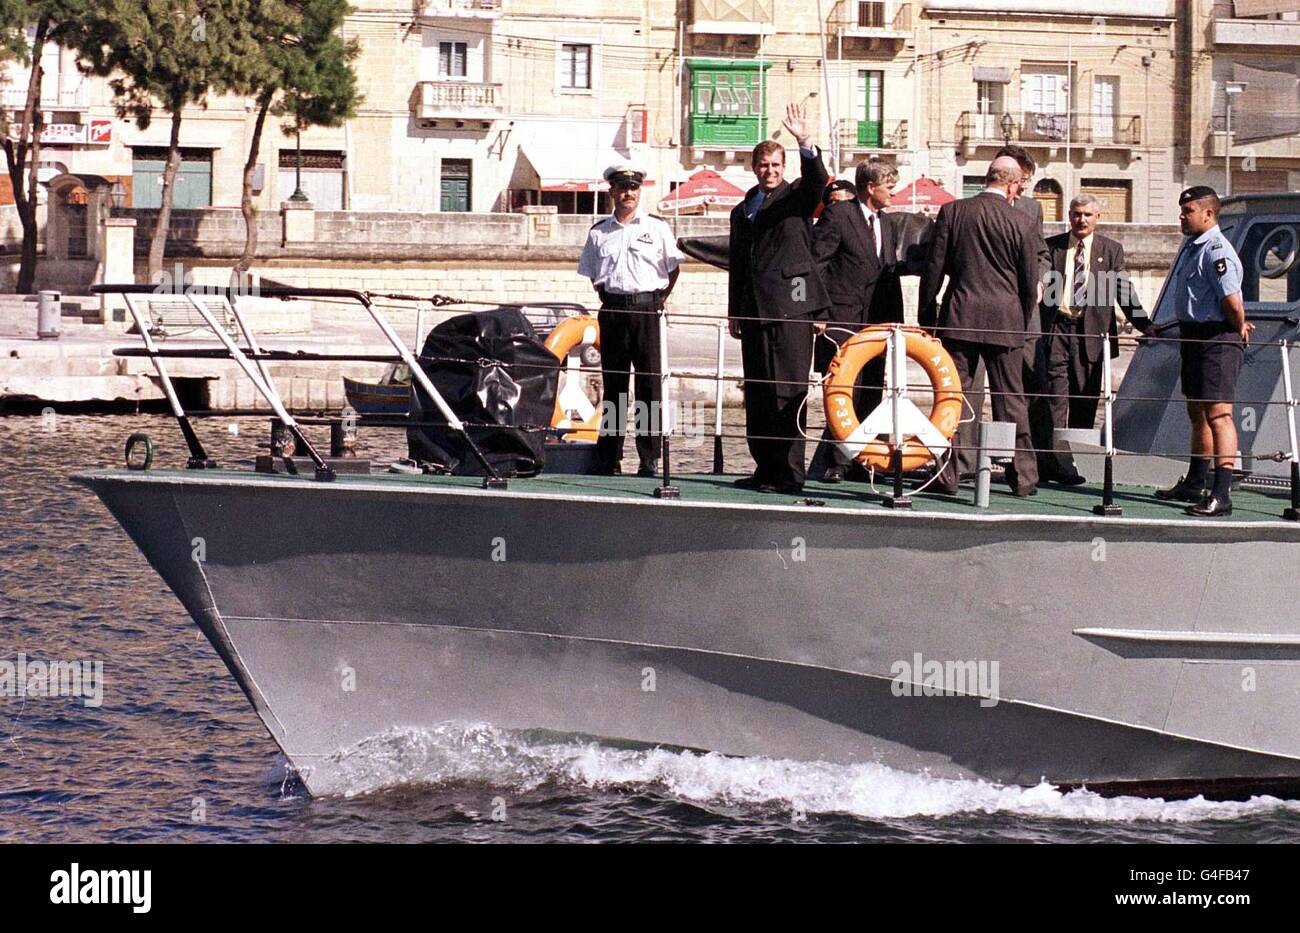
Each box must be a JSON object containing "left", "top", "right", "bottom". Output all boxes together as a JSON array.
[{"left": 1215, "top": 257, "right": 1228, "bottom": 276}]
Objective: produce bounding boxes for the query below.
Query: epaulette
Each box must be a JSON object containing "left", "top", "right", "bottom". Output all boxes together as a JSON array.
[
  {"left": 588, "top": 218, "right": 605, "bottom": 230},
  {"left": 649, "top": 213, "right": 667, "bottom": 222}
]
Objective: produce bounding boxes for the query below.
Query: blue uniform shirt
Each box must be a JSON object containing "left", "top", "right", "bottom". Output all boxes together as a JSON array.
[{"left": 1168, "top": 224, "right": 1243, "bottom": 324}]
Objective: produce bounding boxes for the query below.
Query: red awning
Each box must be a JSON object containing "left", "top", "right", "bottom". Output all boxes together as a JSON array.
[
  {"left": 659, "top": 169, "right": 745, "bottom": 212},
  {"left": 891, "top": 177, "right": 956, "bottom": 213}
]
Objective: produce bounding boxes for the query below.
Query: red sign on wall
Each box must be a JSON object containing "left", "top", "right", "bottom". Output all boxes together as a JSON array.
[{"left": 88, "top": 119, "right": 112, "bottom": 144}]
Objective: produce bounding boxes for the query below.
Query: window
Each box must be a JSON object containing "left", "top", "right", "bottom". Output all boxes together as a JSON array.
[
  {"left": 856, "top": 70, "right": 884, "bottom": 147},
  {"left": 131, "top": 147, "right": 212, "bottom": 210},
  {"left": 276, "top": 149, "right": 346, "bottom": 210},
  {"left": 687, "top": 60, "right": 770, "bottom": 147},
  {"left": 1238, "top": 221, "right": 1300, "bottom": 308},
  {"left": 439, "top": 41, "right": 467, "bottom": 79},
  {"left": 560, "top": 43, "right": 591, "bottom": 90}
]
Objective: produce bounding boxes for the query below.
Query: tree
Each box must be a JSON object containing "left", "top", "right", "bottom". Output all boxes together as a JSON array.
[
  {"left": 0, "top": 2, "right": 88, "bottom": 294},
  {"left": 231, "top": 0, "right": 359, "bottom": 285},
  {"left": 74, "top": 1, "right": 263, "bottom": 279}
]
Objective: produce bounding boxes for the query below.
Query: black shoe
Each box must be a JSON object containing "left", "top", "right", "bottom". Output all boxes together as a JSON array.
[
  {"left": 1053, "top": 472, "right": 1087, "bottom": 487},
  {"left": 1154, "top": 476, "right": 1207, "bottom": 502},
  {"left": 734, "top": 474, "right": 777, "bottom": 492},
  {"left": 637, "top": 461, "right": 658, "bottom": 478},
  {"left": 595, "top": 463, "right": 623, "bottom": 476},
  {"left": 777, "top": 481, "right": 805, "bottom": 495},
  {"left": 1013, "top": 485, "right": 1038, "bottom": 497},
  {"left": 1186, "top": 495, "right": 1232, "bottom": 517},
  {"left": 822, "top": 465, "right": 846, "bottom": 484}
]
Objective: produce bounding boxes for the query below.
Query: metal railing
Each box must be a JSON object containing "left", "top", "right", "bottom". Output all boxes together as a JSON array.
[
  {"left": 957, "top": 110, "right": 1142, "bottom": 146},
  {"left": 0, "top": 83, "right": 88, "bottom": 109},
  {"left": 836, "top": 118, "right": 909, "bottom": 151},
  {"left": 87, "top": 282, "right": 1300, "bottom": 520},
  {"left": 830, "top": 0, "right": 912, "bottom": 35}
]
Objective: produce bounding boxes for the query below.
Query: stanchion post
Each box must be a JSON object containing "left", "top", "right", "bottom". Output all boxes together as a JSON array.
[
  {"left": 1093, "top": 341, "right": 1122, "bottom": 516},
  {"left": 654, "top": 305, "right": 680, "bottom": 499},
  {"left": 882, "top": 326, "right": 912, "bottom": 509},
  {"left": 1281, "top": 340, "right": 1300, "bottom": 521},
  {"left": 713, "top": 318, "right": 725, "bottom": 474}
]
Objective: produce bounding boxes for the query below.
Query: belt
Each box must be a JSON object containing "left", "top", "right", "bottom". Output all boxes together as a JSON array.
[
  {"left": 1056, "top": 307, "right": 1083, "bottom": 321},
  {"left": 598, "top": 289, "right": 663, "bottom": 311}
]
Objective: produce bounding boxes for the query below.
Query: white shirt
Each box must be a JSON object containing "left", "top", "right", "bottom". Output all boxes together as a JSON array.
[
  {"left": 858, "top": 202, "right": 881, "bottom": 260},
  {"left": 578, "top": 211, "right": 684, "bottom": 295}
]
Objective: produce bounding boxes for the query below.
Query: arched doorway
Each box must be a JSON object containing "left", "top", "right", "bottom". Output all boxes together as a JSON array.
[{"left": 1034, "top": 178, "right": 1063, "bottom": 222}]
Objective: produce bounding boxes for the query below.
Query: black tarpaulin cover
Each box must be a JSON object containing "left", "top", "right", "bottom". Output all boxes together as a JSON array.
[{"left": 407, "top": 307, "right": 559, "bottom": 476}]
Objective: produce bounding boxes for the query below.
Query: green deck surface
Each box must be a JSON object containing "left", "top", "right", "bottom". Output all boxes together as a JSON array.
[{"left": 157, "top": 467, "right": 1300, "bottom": 525}]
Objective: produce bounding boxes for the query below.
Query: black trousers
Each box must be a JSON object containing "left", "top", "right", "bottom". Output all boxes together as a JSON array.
[
  {"left": 810, "top": 323, "right": 884, "bottom": 476},
  {"left": 741, "top": 317, "right": 814, "bottom": 485},
  {"left": 1037, "top": 318, "right": 1105, "bottom": 472},
  {"left": 938, "top": 339, "right": 1039, "bottom": 494},
  {"left": 597, "top": 307, "right": 662, "bottom": 468},
  {"left": 959, "top": 334, "right": 1053, "bottom": 480}
]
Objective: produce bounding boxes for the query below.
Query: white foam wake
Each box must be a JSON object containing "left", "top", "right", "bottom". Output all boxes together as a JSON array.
[{"left": 323, "top": 723, "right": 1300, "bottom": 822}]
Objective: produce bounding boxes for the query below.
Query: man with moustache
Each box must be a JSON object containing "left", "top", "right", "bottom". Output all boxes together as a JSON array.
[
  {"left": 808, "top": 158, "right": 905, "bottom": 482},
  {"left": 919, "top": 156, "right": 1041, "bottom": 496},
  {"left": 578, "top": 162, "right": 684, "bottom": 477},
  {"left": 728, "top": 102, "right": 829, "bottom": 493},
  {"left": 1036, "top": 192, "right": 1151, "bottom": 483}
]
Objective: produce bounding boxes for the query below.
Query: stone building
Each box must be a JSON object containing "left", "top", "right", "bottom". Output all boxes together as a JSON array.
[
  {"left": 1182, "top": 0, "right": 1300, "bottom": 196},
  {"left": 918, "top": 0, "right": 1181, "bottom": 224}
]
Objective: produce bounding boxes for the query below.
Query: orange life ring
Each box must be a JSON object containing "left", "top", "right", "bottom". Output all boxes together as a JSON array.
[
  {"left": 544, "top": 315, "right": 601, "bottom": 443},
  {"left": 823, "top": 326, "right": 963, "bottom": 472}
]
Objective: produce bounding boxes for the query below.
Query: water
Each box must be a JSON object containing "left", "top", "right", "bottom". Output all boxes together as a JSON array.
[{"left": 3, "top": 412, "right": 1300, "bottom": 842}]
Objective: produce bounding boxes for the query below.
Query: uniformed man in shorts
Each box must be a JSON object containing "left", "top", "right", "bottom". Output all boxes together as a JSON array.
[
  {"left": 578, "top": 163, "right": 684, "bottom": 476},
  {"left": 1154, "top": 186, "right": 1253, "bottom": 516}
]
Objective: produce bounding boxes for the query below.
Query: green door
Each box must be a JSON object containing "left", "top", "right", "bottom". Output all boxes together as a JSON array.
[
  {"left": 440, "top": 159, "right": 471, "bottom": 212},
  {"left": 130, "top": 149, "right": 212, "bottom": 209},
  {"left": 856, "top": 70, "right": 883, "bottom": 147}
]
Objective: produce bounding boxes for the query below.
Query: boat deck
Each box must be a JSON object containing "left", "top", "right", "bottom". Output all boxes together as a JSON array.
[{"left": 116, "top": 467, "right": 1300, "bottom": 526}]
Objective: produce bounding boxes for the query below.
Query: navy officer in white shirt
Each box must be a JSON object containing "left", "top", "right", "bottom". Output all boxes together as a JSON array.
[{"left": 578, "top": 163, "right": 684, "bottom": 476}]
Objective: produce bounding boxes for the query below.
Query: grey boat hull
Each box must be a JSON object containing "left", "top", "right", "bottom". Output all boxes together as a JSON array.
[{"left": 79, "top": 471, "right": 1300, "bottom": 798}]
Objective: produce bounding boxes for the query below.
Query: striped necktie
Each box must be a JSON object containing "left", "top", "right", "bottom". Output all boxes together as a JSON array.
[{"left": 1071, "top": 239, "right": 1088, "bottom": 311}]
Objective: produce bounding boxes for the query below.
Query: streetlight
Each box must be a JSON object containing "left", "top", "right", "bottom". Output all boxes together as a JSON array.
[
  {"left": 288, "top": 125, "right": 310, "bottom": 203},
  {"left": 1224, "top": 81, "right": 1247, "bottom": 197}
]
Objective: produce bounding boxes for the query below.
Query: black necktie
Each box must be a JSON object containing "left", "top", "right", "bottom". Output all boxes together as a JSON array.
[
  {"left": 1072, "top": 239, "right": 1088, "bottom": 310},
  {"left": 866, "top": 212, "right": 878, "bottom": 258}
]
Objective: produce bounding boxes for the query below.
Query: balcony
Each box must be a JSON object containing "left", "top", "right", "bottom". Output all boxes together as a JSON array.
[
  {"left": 0, "top": 82, "right": 88, "bottom": 111},
  {"left": 690, "top": 0, "right": 775, "bottom": 35},
  {"left": 956, "top": 110, "right": 1141, "bottom": 153},
  {"left": 412, "top": 81, "right": 502, "bottom": 123},
  {"left": 831, "top": 1, "right": 912, "bottom": 40},
  {"left": 413, "top": 0, "right": 503, "bottom": 18},
  {"left": 837, "top": 118, "right": 909, "bottom": 153},
  {"left": 1214, "top": 17, "right": 1300, "bottom": 48}
]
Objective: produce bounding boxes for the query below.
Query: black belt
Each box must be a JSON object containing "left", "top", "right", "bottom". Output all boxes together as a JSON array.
[{"left": 599, "top": 289, "right": 663, "bottom": 311}]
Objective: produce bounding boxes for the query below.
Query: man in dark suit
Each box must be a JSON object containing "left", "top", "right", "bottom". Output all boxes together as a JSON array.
[
  {"left": 953, "top": 145, "right": 1049, "bottom": 479},
  {"left": 808, "top": 157, "right": 905, "bottom": 481},
  {"left": 1036, "top": 192, "right": 1151, "bottom": 482},
  {"left": 919, "top": 156, "right": 1041, "bottom": 496},
  {"left": 728, "top": 102, "right": 830, "bottom": 493}
]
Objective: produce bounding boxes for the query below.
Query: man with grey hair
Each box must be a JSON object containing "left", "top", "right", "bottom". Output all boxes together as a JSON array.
[
  {"left": 808, "top": 157, "right": 906, "bottom": 481},
  {"left": 1035, "top": 191, "right": 1150, "bottom": 483},
  {"left": 920, "top": 155, "right": 1042, "bottom": 496}
]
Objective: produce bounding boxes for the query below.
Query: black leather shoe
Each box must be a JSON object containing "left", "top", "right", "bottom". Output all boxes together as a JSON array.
[
  {"left": 595, "top": 463, "right": 623, "bottom": 476},
  {"left": 1154, "top": 476, "right": 1207, "bottom": 502},
  {"left": 734, "top": 475, "right": 777, "bottom": 492},
  {"left": 1053, "top": 472, "right": 1087, "bottom": 487},
  {"left": 1186, "top": 495, "right": 1232, "bottom": 517},
  {"left": 822, "top": 465, "right": 846, "bottom": 484},
  {"left": 777, "top": 481, "right": 805, "bottom": 495},
  {"left": 637, "top": 461, "right": 658, "bottom": 478}
]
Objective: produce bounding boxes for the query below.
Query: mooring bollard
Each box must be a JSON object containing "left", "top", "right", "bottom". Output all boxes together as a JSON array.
[{"left": 37, "top": 290, "right": 61, "bottom": 339}]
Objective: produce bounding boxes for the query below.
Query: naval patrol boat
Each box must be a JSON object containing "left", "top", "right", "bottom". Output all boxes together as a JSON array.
[{"left": 75, "top": 196, "right": 1300, "bottom": 798}]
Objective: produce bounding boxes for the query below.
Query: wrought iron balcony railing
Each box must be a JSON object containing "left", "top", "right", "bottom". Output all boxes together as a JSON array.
[
  {"left": 830, "top": 0, "right": 912, "bottom": 37},
  {"left": 956, "top": 110, "right": 1141, "bottom": 147},
  {"left": 836, "top": 117, "right": 909, "bottom": 151}
]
